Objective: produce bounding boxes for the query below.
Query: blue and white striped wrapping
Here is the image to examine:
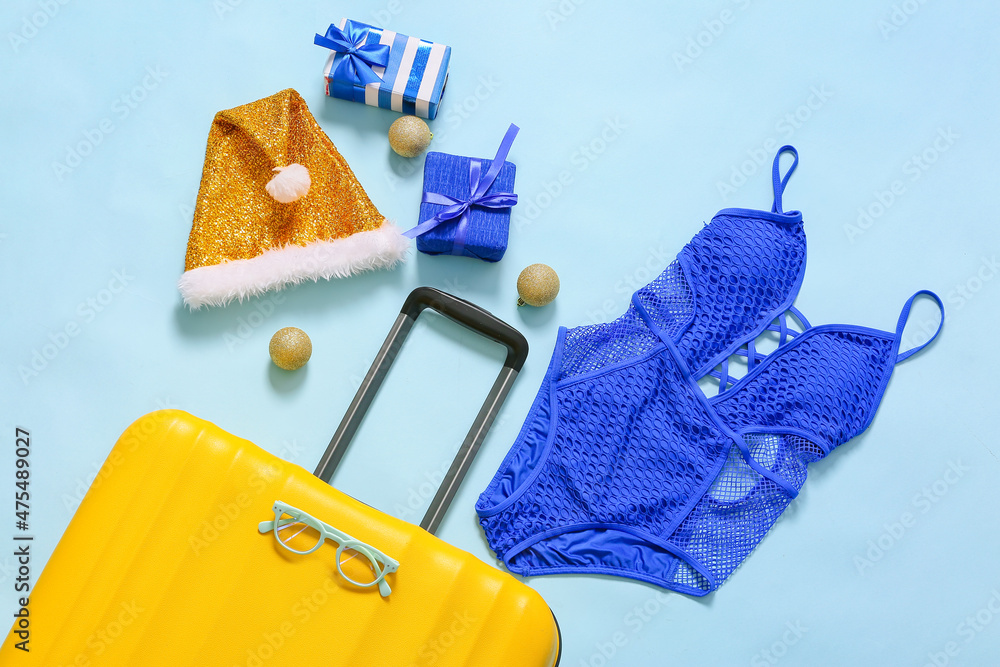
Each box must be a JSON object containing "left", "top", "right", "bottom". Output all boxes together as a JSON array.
[{"left": 322, "top": 19, "right": 451, "bottom": 120}]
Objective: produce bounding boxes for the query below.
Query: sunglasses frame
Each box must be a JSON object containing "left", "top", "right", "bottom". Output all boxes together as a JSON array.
[{"left": 258, "top": 501, "right": 399, "bottom": 597}]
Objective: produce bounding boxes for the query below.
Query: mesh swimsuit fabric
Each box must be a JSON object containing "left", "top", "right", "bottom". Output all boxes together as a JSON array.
[
  {"left": 667, "top": 327, "right": 902, "bottom": 593},
  {"left": 557, "top": 209, "right": 807, "bottom": 385},
  {"left": 476, "top": 146, "right": 944, "bottom": 596},
  {"left": 479, "top": 343, "right": 733, "bottom": 589},
  {"left": 478, "top": 147, "right": 809, "bottom": 593},
  {"left": 552, "top": 147, "right": 807, "bottom": 385},
  {"left": 479, "top": 314, "right": 932, "bottom": 596}
]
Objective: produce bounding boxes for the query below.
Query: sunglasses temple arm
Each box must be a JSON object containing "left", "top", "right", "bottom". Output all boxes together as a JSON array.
[{"left": 261, "top": 516, "right": 309, "bottom": 534}]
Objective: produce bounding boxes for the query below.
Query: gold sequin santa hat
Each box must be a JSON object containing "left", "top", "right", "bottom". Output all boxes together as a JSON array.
[{"left": 178, "top": 88, "right": 408, "bottom": 308}]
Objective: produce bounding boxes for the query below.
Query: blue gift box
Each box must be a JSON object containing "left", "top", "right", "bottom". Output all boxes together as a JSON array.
[
  {"left": 415, "top": 151, "right": 517, "bottom": 261},
  {"left": 316, "top": 19, "right": 451, "bottom": 120}
]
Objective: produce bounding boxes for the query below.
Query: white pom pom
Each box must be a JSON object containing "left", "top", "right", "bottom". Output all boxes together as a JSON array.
[{"left": 265, "top": 163, "right": 311, "bottom": 203}]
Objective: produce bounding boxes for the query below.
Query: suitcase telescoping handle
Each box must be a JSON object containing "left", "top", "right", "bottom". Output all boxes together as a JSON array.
[{"left": 313, "top": 287, "right": 529, "bottom": 535}]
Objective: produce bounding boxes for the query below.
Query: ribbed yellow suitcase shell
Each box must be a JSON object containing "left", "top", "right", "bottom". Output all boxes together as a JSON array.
[{"left": 1, "top": 410, "right": 560, "bottom": 666}]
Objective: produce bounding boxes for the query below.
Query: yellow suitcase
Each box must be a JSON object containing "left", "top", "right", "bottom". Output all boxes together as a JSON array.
[{"left": 2, "top": 288, "right": 561, "bottom": 666}]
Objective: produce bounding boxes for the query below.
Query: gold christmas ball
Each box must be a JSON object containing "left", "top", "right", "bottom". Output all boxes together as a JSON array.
[
  {"left": 269, "top": 327, "right": 312, "bottom": 370},
  {"left": 516, "top": 264, "right": 560, "bottom": 307},
  {"left": 388, "top": 115, "right": 433, "bottom": 158}
]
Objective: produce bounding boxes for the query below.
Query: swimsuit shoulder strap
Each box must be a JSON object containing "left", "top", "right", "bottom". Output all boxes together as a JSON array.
[
  {"left": 771, "top": 145, "right": 799, "bottom": 215},
  {"left": 893, "top": 290, "right": 945, "bottom": 364}
]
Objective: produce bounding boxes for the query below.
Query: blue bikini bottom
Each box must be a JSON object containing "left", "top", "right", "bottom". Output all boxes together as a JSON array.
[
  {"left": 475, "top": 291, "right": 943, "bottom": 596},
  {"left": 475, "top": 324, "right": 742, "bottom": 596}
]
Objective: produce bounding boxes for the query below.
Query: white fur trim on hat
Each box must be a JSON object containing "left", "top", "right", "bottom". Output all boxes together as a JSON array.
[{"left": 178, "top": 221, "right": 410, "bottom": 309}]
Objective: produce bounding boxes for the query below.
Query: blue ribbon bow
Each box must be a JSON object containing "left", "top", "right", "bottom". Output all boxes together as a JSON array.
[
  {"left": 314, "top": 21, "right": 390, "bottom": 90},
  {"left": 404, "top": 124, "right": 520, "bottom": 256}
]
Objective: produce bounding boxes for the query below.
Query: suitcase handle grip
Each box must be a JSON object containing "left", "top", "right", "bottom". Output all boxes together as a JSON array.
[
  {"left": 401, "top": 287, "right": 529, "bottom": 373},
  {"left": 314, "top": 288, "right": 529, "bottom": 535}
]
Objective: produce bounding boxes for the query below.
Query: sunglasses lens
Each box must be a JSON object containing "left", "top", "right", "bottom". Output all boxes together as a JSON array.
[
  {"left": 276, "top": 512, "right": 322, "bottom": 553},
  {"left": 338, "top": 547, "right": 381, "bottom": 586}
]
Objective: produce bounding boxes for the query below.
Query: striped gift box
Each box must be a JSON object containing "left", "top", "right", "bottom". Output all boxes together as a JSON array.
[{"left": 322, "top": 19, "right": 451, "bottom": 120}]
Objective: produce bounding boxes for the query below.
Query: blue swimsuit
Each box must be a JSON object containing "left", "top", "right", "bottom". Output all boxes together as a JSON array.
[{"left": 476, "top": 148, "right": 943, "bottom": 596}]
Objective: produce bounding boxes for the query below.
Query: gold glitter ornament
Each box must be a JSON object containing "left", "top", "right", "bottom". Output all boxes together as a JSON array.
[
  {"left": 516, "top": 264, "right": 560, "bottom": 307},
  {"left": 269, "top": 327, "right": 312, "bottom": 370},
  {"left": 388, "top": 116, "right": 433, "bottom": 158}
]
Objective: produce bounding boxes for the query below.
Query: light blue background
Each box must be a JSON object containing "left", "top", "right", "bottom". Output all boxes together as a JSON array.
[{"left": 2, "top": 1, "right": 998, "bottom": 665}]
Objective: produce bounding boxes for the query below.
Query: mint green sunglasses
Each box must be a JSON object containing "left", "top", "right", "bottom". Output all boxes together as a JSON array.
[{"left": 258, "top": 501, "right": 399, "bottom": 597}]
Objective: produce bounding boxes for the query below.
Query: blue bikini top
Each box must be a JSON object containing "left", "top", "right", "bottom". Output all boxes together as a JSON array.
[
  {"left": 667, "top": 291, "right": 944, "bottom": 593},
  {"left": 560, "top": 146, "right": 807, "bottom": 387},
  {"left": 477, "top": 147, "right": 944, "bottom": 596}
]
